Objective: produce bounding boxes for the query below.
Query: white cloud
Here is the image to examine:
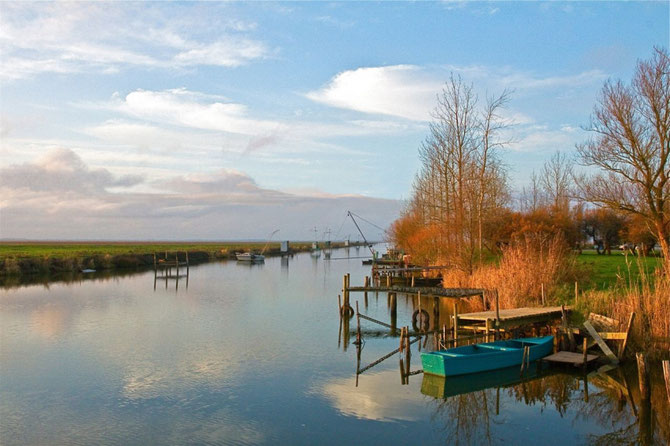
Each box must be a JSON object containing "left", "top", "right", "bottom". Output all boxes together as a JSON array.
[
  {"left": 0, "top": 148, "right": 402, "bottom": 240},
  {"left": 306, "top": 64, "right": 606, "bottom": 122},
  {"left": 173, "top": 39, "right": 268, "bottom": 67},
  {"left": 510, "top": 124, "right": 586, "bottom": 153},
  {"left": 0, "top": 3, "right": 268, "bottom": 80},
  {"left": 306, "top": 65, "right": 441, "bottom": 121},
  {"left": 115, "top": 89, "right": 283, "bottom": 136}
]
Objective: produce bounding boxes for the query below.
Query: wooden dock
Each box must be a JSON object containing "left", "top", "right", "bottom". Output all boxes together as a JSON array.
[
  {"left": 457, "top": 306, "right": 568, "bottom": 327},
  {"left": 346, "top": 285, "right": 485, "bottom": 298},
  {"left": 543, "top": 351, "right": 600, "bottom": 366}
]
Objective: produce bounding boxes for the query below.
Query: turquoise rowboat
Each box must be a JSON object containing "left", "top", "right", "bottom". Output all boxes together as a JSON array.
[{"left": 421, "top": 336, "right": 554, "bottom": 377}]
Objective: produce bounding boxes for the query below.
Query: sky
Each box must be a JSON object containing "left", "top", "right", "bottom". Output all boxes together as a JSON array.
[{"left": 0, "top": 1, "right": 668, "bottom": 240}]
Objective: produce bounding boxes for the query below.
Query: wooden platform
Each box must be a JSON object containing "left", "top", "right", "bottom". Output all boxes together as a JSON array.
[
  {"left": 543, "top": 351, "right": 600, "bottom": 366},
  {"left": 346, "top": 285, "right": 485, "bottom": 298},
  {"left": 458, "top": 306, "right": 567, "bottom": 323}
]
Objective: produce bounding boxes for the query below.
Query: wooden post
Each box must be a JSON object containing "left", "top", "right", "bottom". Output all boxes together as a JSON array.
[
  {"left": 364, "top": 276, "right": 369, "bottom": 304},
  {"left": 485, "top": 318, "right": 491, "bottom": 343},
  {"left": 411, "top": 275, "right": 415, "bottom": 287},
  {"left": 663, "top": 360, "right": 670, "bottom": 405},
  {"left": 574, "top": 281, "right": 579, "bottom": 305},
  {"left": 399, "top": 327, "right": 405, "bottom": 353},
  {"left": 562, "top": 305, "right": 575, "bottom": 351},
  {"left": 338, "top": 294, "right": 342, "bottom": 315},
  {"left": 494, "top": 290, "right": 500, "bottom": 323},
  {"left": 418, "top": 291, "right": 422, "bottom": 332},
  {"left": 582, "top": 337, "right": 588, "bottom": 367},
  {"left": 405, "top": 328, "right": 411, "bottom": 364},
  {"left": 186, "top": 251, "right": 189, "bottom": 266},
  {"left": 453, "top": 302, "right": 459, "bottom": 346},
  {"left": 153, "top": 253, "right": 157, "bottom": 270},
  {"left": 636, "top": 352, "right": 649, "bottom": 400},
  {"left": 386, "top": 274, "right": 391, "bottom": 287},
  {"left": 356, "top": 301, "right": 361, "bottom": 345},
  {"left": 619, "top": 312, "right": 635, "bottom": 359},
  {"left": 541, "top": 283, "right": 545, "bottom": 306}
]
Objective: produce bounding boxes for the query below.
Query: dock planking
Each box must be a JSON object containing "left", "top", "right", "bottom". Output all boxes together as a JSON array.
[
  {"left": 346, "top": 285, "right": 484, "bottom": 298},
  {"left": 543, "top": 351, "right": 600, "bottom": 366},
  {"left": 457, "top": 306, "right": 568, "bottom": 322}
]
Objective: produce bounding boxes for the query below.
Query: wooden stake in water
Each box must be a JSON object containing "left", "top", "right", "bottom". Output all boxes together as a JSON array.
[
  {"left": 355, "top": 301, "right": 361, "bottom": 345},
  {"left": 663, "top": 360, "right": 670, "bottom": 404},
  {"left": 453, "top": 302, "right": 459, "bottom": 346},
  {"left": 636, "top": 352, "right": 649, "bottom": 400}
]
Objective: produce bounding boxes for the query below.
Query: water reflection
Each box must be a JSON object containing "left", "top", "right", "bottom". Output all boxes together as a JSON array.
[
  {"left": 2, "top": 247, "right": 668, "bottom": 445},
  {"left": 420, "top": 362, "right": 669, "bottom": 445}
]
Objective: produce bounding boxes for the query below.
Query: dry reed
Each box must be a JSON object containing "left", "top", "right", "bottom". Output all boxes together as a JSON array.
[{"left": 439, "top": 233, "right": 579, "bottom": 310}]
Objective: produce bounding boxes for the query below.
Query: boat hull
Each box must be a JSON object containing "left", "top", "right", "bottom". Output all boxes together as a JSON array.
[
  {"left": 421, "top": 336, "right": 554, "bottom": 377},
  {"left": 235, "top": 253, "right": 265, "bottom": 262}
]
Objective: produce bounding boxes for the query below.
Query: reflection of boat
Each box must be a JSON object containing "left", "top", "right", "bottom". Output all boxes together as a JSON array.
[
  {"left": 421, "top": 336, "right": 554, "bottom": 377},
  {"left": 236, "top": 252, "right": 265, "bottom": 262},
  {"left": 421, "top": 364, "right": 549, "bottom": 399}
]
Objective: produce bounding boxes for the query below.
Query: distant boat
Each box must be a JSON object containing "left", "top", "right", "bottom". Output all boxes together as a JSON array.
[
  {"left": 80, "top": 268, "right": 96, "bottom": 273},
  {"left": 236, "top": 229, "right": 279, "bottom": 263},
  {"left": 421, "top": 336, "right": 554, "bottom": 377},
  {"left": 235, "top": 252, "right": 265, "bottom": 262}
]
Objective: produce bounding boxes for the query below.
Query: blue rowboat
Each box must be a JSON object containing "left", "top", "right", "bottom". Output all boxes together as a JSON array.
[{"left": 421, "top": 336, "right": 554, "bottom": 377}]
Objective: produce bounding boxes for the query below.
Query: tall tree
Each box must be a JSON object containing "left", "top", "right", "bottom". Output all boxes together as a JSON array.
[
  {"left": 398, "top": 75, "right": 511, "bottom": 272},
  {"left": 576, "top": 47, "right": 670, "bottom": 268}
]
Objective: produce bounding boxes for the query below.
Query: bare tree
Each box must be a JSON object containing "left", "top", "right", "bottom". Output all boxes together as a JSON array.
[
  {"left": 576, "top": 47, "right": 670, "bottom": 268},
  {"left": 405, "top": 75, "right": 511, "bottom": 271},
  {"left": 540, "top": 151, "right": 574, "bottom": 212},
  {"left": 477, "top": 90, "right": 512, "bottom": 263}
]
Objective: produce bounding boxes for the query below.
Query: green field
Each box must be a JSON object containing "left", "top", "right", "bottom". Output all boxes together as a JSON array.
[
  {"left": 0, "top": 241, "right": 343, "bottom": 276},
  {"left": 0, "top": 241, "right": 312, "bottom": 258},
  {"left": 577, "top": 249, "right": 663, "bottom": 290}
]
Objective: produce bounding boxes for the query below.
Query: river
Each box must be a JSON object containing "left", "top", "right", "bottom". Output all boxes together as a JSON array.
[{"left": 1, "top": 247, "right": 668, "bottom": 445}]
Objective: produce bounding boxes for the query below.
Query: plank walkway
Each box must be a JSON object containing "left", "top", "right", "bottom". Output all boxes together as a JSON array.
[
  {"left": 346, "top": 285, "right": 485, "bottom": 298},
  {"left": 543, "top": 351, "right": 600, "bottom": 366},
  {"left": 457, "top": 306, "right": 567, "bottom": 322}
]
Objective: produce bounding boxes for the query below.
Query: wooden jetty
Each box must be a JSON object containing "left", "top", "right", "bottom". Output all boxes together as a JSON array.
[
  {"left": 543, "top": 351, "right": 599, "bottom": 367},
  {"left": 346, "top": 285, "right": 484, "bottom": 298},
  {"left": 153, "top": 251, "right": 190, "bottom": 290},
  {"left": 457, "top": 306, "right": 568, "bottom": 329}
]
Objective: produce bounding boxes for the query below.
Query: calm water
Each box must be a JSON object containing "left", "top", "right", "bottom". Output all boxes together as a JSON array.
[{"left": 1, "top": 248, "right": 668, "bottom": 445}]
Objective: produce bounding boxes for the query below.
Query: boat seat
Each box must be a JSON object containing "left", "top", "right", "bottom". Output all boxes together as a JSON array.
[{"left": 478, "top": 344, "right": 521, "bottom": 352}]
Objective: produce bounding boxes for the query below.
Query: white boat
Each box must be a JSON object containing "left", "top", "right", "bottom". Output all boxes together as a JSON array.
[
  {"left": 235, "top": 229, "right": 279, "bottom": 263},
  {"left": 236, "top": 252, "right": 265, "bottom": 262}
]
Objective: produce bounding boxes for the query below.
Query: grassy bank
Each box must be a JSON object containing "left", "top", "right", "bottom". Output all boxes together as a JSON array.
[
  {"left": 0, "top": 241, "right": 347, "bottom": 276},
  {"left": 577, "top": 249, "right": 662, "bottom": 290}
]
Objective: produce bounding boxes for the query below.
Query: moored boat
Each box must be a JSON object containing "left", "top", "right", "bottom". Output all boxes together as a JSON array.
[
  {"left": 421, "top": 336, "right": 554, "bottom": 377},
  {"left": 235, "top": 252, "right": 265, "bottom": 262}
]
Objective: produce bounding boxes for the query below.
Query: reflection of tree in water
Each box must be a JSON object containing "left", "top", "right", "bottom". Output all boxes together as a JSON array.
[
  {"left": 431, "top": 389, "right": 498, "bottom": 446},
  {"left": 428, "top": 368, "right": 669, "bottom": 445}
]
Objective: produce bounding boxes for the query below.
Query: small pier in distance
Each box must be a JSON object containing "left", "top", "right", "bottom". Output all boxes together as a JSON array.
[{"left": 153, "top": 251, "right": 190, "bottom": 290}]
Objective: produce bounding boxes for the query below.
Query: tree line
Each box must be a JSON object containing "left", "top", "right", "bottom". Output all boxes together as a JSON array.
[{"left": 390, "top": 47, "right": 669, "bottom": 272}]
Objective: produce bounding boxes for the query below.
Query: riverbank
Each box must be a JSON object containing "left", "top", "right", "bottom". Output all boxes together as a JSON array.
[{"left": 0, "top": 241, "right": 358, "bottom": 276}]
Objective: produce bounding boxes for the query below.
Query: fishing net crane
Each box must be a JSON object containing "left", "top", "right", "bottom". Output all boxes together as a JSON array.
[{"left": 347, "top": 211, "right": 382, "bottom": 257}]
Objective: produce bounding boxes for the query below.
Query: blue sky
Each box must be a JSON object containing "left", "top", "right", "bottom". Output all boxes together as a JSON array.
[{"left": 0, "top": 1, "right": 668, "bottom": 240}]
